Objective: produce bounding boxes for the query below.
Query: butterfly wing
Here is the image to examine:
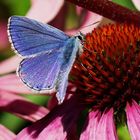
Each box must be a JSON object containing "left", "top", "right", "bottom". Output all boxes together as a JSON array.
[
  {"left": 18, "top": 50, "right": 63, "bottom": 91},
  {"left": 56, "top": 37, "right": 82, "bottom": 103},
  {"left": 8, "top": 16, "right": 69, "bottom": 57}
]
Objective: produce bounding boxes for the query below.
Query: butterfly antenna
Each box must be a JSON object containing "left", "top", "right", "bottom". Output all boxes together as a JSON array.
[
  {"left": 78, "top": 21, "right": 100, "bottom": 52},
  {"left": 80, "top": 21, "right": 100, "bottom": 29},
  {"left": 77, "top": 21, "right": 100, "bottom": 42}
]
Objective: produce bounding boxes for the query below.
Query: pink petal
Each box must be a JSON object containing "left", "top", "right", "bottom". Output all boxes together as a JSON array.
[
  {"left": 126, "top": 100, "right": 140, "bottom": 140},
  {"left": 67, "top": 11, "right": 102, "bottom": 35},
  {"left": 80, "top": 111, "right": 99, "bottom": 140},
  {"left": 95, "top": 109, "right": 118, "bottom": 140},
  {"left": 16, "top": 97, "right": 83, "bottom": 140},
  {"left": 27, "top": 0, "right": 64, "bottom": 23},
  {"left": 0, "top": 91, "right": 48, "bottom": 122},
  {"left": 132, "top": 0, "right": 140, "bottom": 10},
  {"left": 76, "top": 6, "right": 83, "bottom": 15},
  {"left": 0, "top": 56, "right": 21, "bottom": 75},
  {"left": 47, "top": 95, "right": 58, "bottom": 110},
  {"left": 0, "top": 74, "right": 31, "bottom": 94},
  {"left": 80, "top": 109, "right": 118, "bottom": 140},
  {"left": 0, "top": 125, "right": 16, "bottom": 140},
  {"left": 47, "top": 83, "right": 76, "bottom": 110}
]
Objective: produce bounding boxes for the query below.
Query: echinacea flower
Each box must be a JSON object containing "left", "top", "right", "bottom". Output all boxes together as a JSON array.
[
  {"left": 15, "top": 23, "right": 140, "bottom": 139},
  {"left": 74, "top": 23, "right": 140, "bottom": 139}
]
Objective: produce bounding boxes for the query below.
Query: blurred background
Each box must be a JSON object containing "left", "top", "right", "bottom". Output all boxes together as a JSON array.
[{"left": 0, "top": 0, "right": 139, "bottom": 139}]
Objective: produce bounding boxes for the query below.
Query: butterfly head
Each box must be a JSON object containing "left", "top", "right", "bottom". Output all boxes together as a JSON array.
[
  {"left": 77, "top": 32, "right": 85, "bottom": 41},
  {"left": 75, "top": 32, "right": 85, "bottom": 55}
]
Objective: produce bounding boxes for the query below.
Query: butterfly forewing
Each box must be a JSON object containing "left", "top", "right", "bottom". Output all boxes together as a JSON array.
[{"left": 8, "top": 16, "right": 69, "bottom": 57}]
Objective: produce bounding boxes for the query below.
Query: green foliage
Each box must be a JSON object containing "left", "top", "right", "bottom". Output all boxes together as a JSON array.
[
  {"left": 0, "top": 112, "right": 28, "bottom": 133},
  {"left": 65, "top": 4, "right": 79, "bottom": 29},
  {"left": 22, "top": 94, "right": 49, "bottom": 105},
  {"left": 1, "top": 0, "right": 31, "bottom": 16},
  {"left": 117, "top": 124, "right": 131, "bottom": 140},
  {"left": 112, "top": 0, "right": 137, "bottom": 10}
]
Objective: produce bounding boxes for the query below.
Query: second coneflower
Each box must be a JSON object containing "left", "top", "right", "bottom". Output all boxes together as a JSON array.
[{"left": 16, "top": 23, "right": 140, "bottom": 140}]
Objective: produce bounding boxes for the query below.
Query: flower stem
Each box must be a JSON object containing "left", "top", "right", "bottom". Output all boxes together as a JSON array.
[{"left": 66, "top": 0, "right": 140, "bottom": 26}]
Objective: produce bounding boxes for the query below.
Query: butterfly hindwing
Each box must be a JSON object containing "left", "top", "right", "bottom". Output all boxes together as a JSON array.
[
  {"left": 8, "top": 16, "right": 69, "bottom": 57},
  {"left": 18, "top": 50, "right": 63, "bottom": 91}
]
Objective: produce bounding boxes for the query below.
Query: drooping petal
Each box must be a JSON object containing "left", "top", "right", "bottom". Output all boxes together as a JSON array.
[
  {"left": 95, "top": 109, "right": 118, "bottom": 140},
  {"left": 47, "top": 83, "right": 76, "bottom": 110},
  {"left": 0, "top": 74, "right": 31, "bottom": 94},
  {"left": 80, "top": 108, "right": 118, "bottom": 140},
  {"left": 47, "top": 94, "right": 58, "bottom": 110},
  {"left": 79, "top": 11, "right": 102, "bottom": 34},
  {"left": 0, "top": 56, "right": 21, "bottom": 75},
  {"left": 80, "top": 111, "right": 99, "bottom": 140},
  {"left": 76, "top": 6, "right": 83, "bottom": 16},
  {"left": 16, "top": 97, "right": 83, "bottom": 140},
  {"left": 67, "top": 11, "right": 102, "bottom": 35},
  {"left": 0, "top": 91, "right": 48, "bottom": 122},
  {"left": 27, "top": 0, "right": 64, "bottom": 23},
  {"left": 132, "top": 0, "right": 140, "bottom": 10},
  {"left": 0, "top": 125, "right": 16, "bottom": 140},
  {"left": 126, "top": 100, "right": 140, "bottom": 140}
]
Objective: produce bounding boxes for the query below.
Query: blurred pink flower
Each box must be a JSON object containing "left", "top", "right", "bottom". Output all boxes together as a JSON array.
[
  {"left": 27, "top": 0, "right": 102, "bottom": 33},
  {"left": 67, "top": 7, "right": 102, "bottom": 35},
  {"left": 0, "top": 55, "right": 21, "bottom": 75},
  {"left": 27, "top": 0, "right": 64, "bottom": 23},
  {"left": 0, "top": 91, "right": 49, "bottom": 122},
  {"left": 132, "top": 0, "right": 140, "bottom": 10},
  {"left": 0, "top": 125, "right": 16, "bottom": 140},
  {"left": 0, "top": 74, "right": 49, "bottom": 139},
  {"left": 0, "top": 74, "right": 49, "bottom": 122},
  {"left": 0, "top": 74, "right": 30, "bottom": 93}
]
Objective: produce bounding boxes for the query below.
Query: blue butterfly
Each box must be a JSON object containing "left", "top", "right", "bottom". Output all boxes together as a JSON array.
[{"left": 8, "top": 16, "right": 84, "bottom": 103}]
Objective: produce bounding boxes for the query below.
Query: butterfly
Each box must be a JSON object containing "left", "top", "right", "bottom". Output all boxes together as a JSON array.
[{"left": 8, "top": 16, "right": 84, "bottom": 103}]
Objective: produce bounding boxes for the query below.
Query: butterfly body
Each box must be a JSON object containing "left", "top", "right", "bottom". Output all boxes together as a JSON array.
[{"left": 8, "top": 16, "right": 83, "bottom": 103}]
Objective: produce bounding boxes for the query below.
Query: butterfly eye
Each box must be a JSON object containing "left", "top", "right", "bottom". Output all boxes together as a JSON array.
[
  {"left": 76, "top": 32, "right": 85, "bottom": 41},
  {"left": 77, "top": 35, "right": 83, "bottom": 41}
]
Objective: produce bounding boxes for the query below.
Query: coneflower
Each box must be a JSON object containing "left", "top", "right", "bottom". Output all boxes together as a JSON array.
[
  {"left": 16, "top": 24, "right": 140, "bottom": 140},
  {"left": 72, "top": 23, "right": 140, "bottom": 139}
]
